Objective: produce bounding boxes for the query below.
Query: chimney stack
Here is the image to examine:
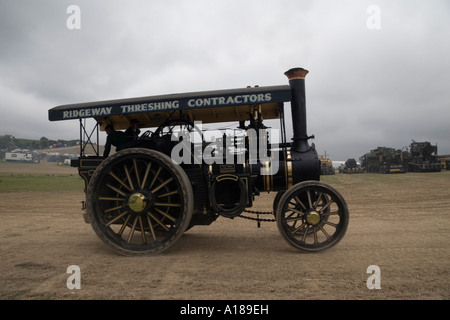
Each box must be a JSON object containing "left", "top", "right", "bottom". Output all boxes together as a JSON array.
[{"left": 284, "top": 67, "right": 311, "bottom": 153}]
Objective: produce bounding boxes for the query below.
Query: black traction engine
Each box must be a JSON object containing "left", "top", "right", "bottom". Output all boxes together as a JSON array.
[{"left": 49, "top": 67, "right": 349, "bottom": 256}]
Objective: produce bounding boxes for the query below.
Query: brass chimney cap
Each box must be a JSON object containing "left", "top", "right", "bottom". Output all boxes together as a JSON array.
[{"left": 284, "top": 68, "right": 309, "bottom": 80}]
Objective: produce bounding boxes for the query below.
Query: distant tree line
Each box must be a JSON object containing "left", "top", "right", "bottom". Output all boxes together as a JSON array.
[{"left": 0, "top": 135, "right": 78, "bottom": 150}]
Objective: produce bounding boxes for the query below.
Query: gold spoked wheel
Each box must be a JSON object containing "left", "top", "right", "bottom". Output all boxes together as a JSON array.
[
  {"left": 276, "top": 181, "right": 349, "bottom": 252},
  {"left": 86, "top": 148, "right": 193, "bottom": 256}
]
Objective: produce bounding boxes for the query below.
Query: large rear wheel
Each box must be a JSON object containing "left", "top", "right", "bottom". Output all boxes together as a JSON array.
[{"left": 86, "top": 148, "right": 193, "bottom": 256}]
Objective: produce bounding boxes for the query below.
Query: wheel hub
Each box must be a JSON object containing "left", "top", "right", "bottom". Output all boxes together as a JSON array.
[
  {"left": 128, "top": 193, "right": 147, "bottom": 213},
  {"left": 306, "top": 210, "right": 321, "bottom": 225}
]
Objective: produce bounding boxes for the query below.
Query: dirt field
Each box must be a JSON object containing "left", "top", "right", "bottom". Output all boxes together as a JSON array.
[{"left": 1, "top": 161, "right": 449, "bottom": 301}]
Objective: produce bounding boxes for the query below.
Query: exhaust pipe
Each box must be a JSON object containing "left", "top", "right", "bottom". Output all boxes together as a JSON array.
[{"left": 284, "top": 67, "right": 312, "bottom": 153}]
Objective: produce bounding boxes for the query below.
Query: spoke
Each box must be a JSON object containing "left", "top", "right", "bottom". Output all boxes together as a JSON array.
[
  {"left": 306, "top": 191, "right": 313, "bottom": 209},
  {"left": 313, "top": 192, "right": 323, "bottom": 208},
  {"left": 104, "top": 205, "right": 123, "bottom": 213},
  {"left": 302, "top": 225, "right": 309, "bottom": 242},
  {"left": 147, "top": 212, "right": 170, "bottom": 231},
  {"left": 293, "top": 196, "right": 307, "bottom": 211},
  {"left": 313, "top": 227, "right": 318, "bottom": 244},
  {"left": 140, "top": 162, "right": 152, "bottom": 189},
  {"left": 146, "top": 215, "right": 156, "bottom": 240},
  {"left": 118, "top": 215, "right": 131, "bottom": 236},
  {"left": 292, "top": 222, "right": 307, "bottom": 234},
  {"left": 292, "top": 218, "right": 300, "bottom": 230},
  {"left": 285, "top": 211, "right": 296, "bottom": 219},
  {"left": 319, "top": 194, "right": 330, "bottom": 207},
  {"left": 287, "top": 206, "right": 304, "bottom": 215},
  {"left": 133, "top": 159, "right": 141, "bottom": 189},
  {"left": 157, "top": 190, "right": 178, "bottom": 198},
  {"left": 319, "top": 198, "right": 334, "bottom": 213},
  {"left": 149, "top": 167, "right": 162, "bottom": 189},
  {"left": 124, "top": 164, "right": 134, "bottom": 191},
  {"left": 285, "top": 215, "right": 304, "bottom": 222},
  {"left": 321, "top": 210, "right": 339, "bottom": 217},
  {"left": 99, "top": 197, "right": 125, "bottom": 201},
  {"left": 106, "top": 183, "right": 127, "bottom": 197},
  {"left": 154, "top": 202, "right": 181, "bottom": 208},
  {"left": 106, "top": 211, "right": 129, "bottom": 226},
  {"left": 317, "top": 224, "right": 330, "bottom": 239},
  {"left": 127, "top": 216, "right": 138, "bottom": 243},
  {"left": 151, "top": 177, "right": 174, "bottom": 194},
  {"left": 154, "top": 207, "right": 176, "bottom": 222},
  {"left": 322, "top": 220, "right": 338, "bottom": 228},
  {"left": 108, "top": 171, "right": 132, "bottom": 192},
  {"left": 138, "top": 216, "right": 146, "bottom": 243}
]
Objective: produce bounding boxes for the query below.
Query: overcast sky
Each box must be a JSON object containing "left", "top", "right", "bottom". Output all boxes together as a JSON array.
[{"left": 1, "top": 0, "right": 449, "bottom": 160}]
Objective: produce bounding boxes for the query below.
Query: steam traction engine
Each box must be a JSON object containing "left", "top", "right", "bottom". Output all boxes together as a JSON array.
[
  {"left": 407, "top": 141, "right": 441, "bottom": 172},
  {"left": 48, "top": 67, "right": 349, "bottom": 256}
]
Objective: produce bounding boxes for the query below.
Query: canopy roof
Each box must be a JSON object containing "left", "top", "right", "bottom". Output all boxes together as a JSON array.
[{"left": 48, "top": 85, "right": 292, "bottom": 131}]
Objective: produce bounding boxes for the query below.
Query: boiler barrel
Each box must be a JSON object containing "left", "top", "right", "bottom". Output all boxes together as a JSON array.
[{"left": 251, "top": 148, "right": 320, "bottom": 192}]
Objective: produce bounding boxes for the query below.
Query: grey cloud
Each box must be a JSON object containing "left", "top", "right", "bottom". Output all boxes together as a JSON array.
[{"left": 0, "top": 0, "right": 449, "bottom": 160}]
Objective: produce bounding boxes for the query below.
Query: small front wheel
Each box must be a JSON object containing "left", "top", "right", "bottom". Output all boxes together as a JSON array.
[{"left": 276, "top": 181, "right": 349, "bottom": 252}]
